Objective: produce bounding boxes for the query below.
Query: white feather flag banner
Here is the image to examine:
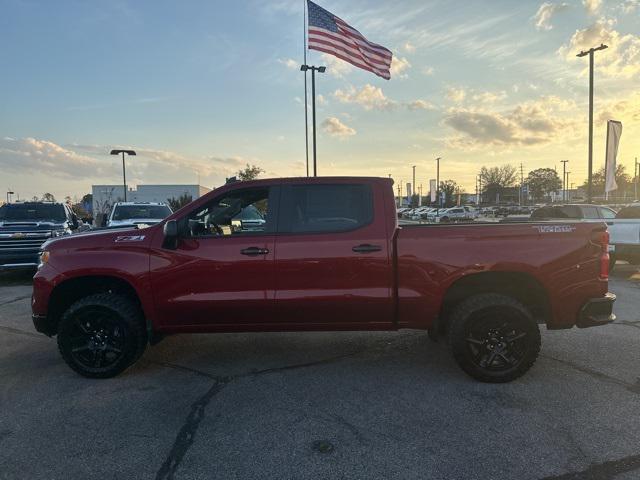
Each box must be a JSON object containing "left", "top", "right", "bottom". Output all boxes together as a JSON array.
[{"left": 605, "top": 120, "right": 622, "bottom": 194}]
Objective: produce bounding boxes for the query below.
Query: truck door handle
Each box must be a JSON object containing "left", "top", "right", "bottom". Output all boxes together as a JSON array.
[
  {"left": 352, "top": 244, "right": 382, "bottom": 253},
  {"left": 240, "top": 247, "right": 269, "bottom": 256}
]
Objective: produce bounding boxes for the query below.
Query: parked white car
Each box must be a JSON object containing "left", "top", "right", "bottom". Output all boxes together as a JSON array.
[
  {"left": 107, "top": 202, "right": 173, "bottom": 228},
  {"left": 606, "top": 205, "right": 640, "bottom": 268},
  {"left": 428, "top": 207, "right": 470, "bottom": 223}
]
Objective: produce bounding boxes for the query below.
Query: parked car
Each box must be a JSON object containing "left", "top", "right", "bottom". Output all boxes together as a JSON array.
[
  {"left": 606, "top": 205, "right": 640, "bottom": 269},
  {"left": 530, "top": 204, "right": 616, "bottom": 221},
  {"left": 0, "top": 201, "right": 79, "bottom": 270},
  {"left": 428, "top": 207, "right": 470, "bottom": 223},
  {"left": 33, "top": 177, "right": 614, "bottom": 383},
  {"left": 106, "top": 202, "right": 173, "bottom": 228}
]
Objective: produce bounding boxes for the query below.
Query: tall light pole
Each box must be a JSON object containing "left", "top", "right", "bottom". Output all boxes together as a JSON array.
[
  {"left": 577, "top": 43, "right": 608, "bottom": 203},
  {"left": 110, "top": 150, "right": 136, "bottom": 202},
  {"left": 566, "top": 172, "right": 571, "bottom": 202},
  {"left": 561, "top": 160, "right": 569, "bottom": 202},
  {"left": 435, "top": 157, "right": 441, "bottom": 214},
  {"left": 300, "top": 65, "right": 326, "bottom": 177},
  {"left": 6, "top": 191, "right": 14, "bottom": 204},
  {"left": 635, "top": 157, "right": 639, "bottom": 201},
  {"left": 412, "top": 165, "right": 416, "bottom": 205}
]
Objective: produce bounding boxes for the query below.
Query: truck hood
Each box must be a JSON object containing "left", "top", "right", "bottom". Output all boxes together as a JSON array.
[
  {"left": 0, "top": 221, "right": 67, "bottom": 231},
  {"left": 43, "top": 225, "right": 158, "bottom": 252},
  {"left": 108, "top": 218, "right": 164, "bottom": 227}
]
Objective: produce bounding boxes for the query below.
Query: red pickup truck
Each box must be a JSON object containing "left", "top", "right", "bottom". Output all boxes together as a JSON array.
[{"left": 32, "top": 177, "right": 615, "bottom": 382}]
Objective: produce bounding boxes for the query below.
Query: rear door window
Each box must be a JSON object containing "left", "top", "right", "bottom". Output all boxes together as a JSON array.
[
  {"left": 278, "top": 184, "right": 373, "bottom": 233},
  {"left": 581, "top": 206, "right": 599, "bottom": 219}
]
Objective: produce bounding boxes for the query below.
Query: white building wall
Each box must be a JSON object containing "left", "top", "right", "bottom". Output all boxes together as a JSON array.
[{"left": 92, "top": 184, "right": 212, "bottom": 217}]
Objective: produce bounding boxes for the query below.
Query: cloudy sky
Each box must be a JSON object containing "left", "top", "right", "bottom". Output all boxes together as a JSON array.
[{"left": 1, "top": 0, "right": 639, "bottom": 200}]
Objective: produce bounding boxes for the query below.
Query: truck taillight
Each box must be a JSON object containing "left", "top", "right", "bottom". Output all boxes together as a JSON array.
[{"left": 599, "top": 230, "right": 609, "bottom": 280}]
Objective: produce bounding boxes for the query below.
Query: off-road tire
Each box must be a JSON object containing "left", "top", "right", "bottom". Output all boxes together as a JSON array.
[
  {"left": 57, "top": 293, "right": 147, "bottom": 378},
  {"left": 448, "top": 294, "right": 541, "bottom": 383}
]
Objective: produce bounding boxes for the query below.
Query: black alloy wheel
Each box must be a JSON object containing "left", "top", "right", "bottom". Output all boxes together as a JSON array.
[
  {"left": 57, "top": 293, "right": 147, "bottom": 378},
  {"left": 449, "top": 294, "right": 541, "bottom": 383}
]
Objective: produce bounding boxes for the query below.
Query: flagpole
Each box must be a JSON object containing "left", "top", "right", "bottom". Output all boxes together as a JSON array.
[{"left": 303, "top": 0, "right": 309, "bottom": 177}]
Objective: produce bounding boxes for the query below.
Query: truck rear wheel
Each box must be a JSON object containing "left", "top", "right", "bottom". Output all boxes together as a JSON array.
[
  {"left": 57, "top": 293, "right": 147, "bottom": 378},
  {"left": 448, "top": 294, "right": 540, "bottom": 383}
]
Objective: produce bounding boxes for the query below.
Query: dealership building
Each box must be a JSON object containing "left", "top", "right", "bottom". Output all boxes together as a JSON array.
[{"left": 91, "top": 184, "right": 211, "bottom": 216}]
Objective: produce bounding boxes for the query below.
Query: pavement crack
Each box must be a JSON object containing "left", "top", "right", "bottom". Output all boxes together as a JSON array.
[
  {"left": 155, "top": 377, "right": 230, "bottom": 480},
  {"left": 0, "top": 295, "right": 31, "bottom": 307},
  {"left": 538, "top": 453, "right": 640, "bottom": 479},
  {"left": 542, "top": 354, "right": 639, "bottom": 394}
]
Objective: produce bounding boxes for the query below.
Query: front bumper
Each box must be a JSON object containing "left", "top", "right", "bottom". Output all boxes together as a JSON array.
[
  {"left": 32, "top": 314, "right": 54, "bottom": 336},
  {"left": 0, "top": 251, "right": 40, "bottom": 270},
  {"left": 576, "top": 292, "right": 616, "bottom": 328}
]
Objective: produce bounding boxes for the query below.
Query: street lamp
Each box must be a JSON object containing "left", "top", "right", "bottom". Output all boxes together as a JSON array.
[
  {"left": 6, "top": 191, "right": 14, "bottom": 204},
  {"left": 435, "top": 157, "right": 441, "bottom": 214},
  {"left": 577, "top": 43, "right": 608, "bottom": 203},
  {"left": 110, "top": 150, "right": 136, "bottom": 202},
  {"left": 300, "top": 65, "right": 326, "bottom": 177}
]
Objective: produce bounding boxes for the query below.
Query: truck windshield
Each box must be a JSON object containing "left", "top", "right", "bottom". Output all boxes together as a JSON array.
[
  {"left": 0, "top": 203, "right": 66, "bottom": 222},
  {"left": 112, "top": 205, "right": 172, "bottom": 220}
]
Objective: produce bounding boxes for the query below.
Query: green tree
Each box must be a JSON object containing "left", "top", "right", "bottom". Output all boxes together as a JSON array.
[
  {"left": 479, "top": 165, "right": 518, "bottom": 203},
  {"left": 526, "top": 168, "right": 562, "bottom": 202},
  {"left": 237, "top": 164, "right": 264, "bottom": 181},
  {"left": 439, "top": 180, "right": 458, "bottom": 207},
  {"left": 167, "top": 194, "right": 193, "bottom": 211},
  {"left": 582, "top": 164, "right": 631, "bottom": 197},
  {"left": 41, "top": 193, "right": 56, "bottom": 202}
]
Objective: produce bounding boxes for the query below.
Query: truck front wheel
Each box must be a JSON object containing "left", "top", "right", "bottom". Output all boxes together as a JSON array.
[
  {"left": 57, "top": 293, "right": 147, "bottom": 378},
  {"left": 448, "top": 294, "right": 540, "bottom": 383}
]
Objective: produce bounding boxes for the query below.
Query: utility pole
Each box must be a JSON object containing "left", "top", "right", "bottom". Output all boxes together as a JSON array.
[
  {"left": 566, "top": 172, "right": 571, "bottom": 202},
  {"left": 419, "top": 184, "right": 423, "bottom": 206},
  {"left": 561, "top": 160, "right": 569, "bottom": 202},
  {"left": 300, "top": 65, "right": 326, "bottom": 177},
  {"left": 577, "top": 44, "right": 608, "bottom": 203}
]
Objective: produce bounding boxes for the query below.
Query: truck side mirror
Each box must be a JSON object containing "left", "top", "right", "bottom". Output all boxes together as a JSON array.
[{"left": 163, "top": 220, "right": 178, "bottom": 250}]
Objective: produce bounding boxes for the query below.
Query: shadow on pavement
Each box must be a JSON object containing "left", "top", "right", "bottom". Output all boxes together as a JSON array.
[{"left": 0, "top": 269, "right": 35, "bottom": 286}]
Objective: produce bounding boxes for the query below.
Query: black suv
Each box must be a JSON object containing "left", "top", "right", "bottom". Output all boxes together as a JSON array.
[{"left": 0, "top": 202, "right": 79, "bottom": 270}]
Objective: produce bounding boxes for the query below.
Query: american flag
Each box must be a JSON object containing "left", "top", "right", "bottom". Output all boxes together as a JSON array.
[{"left": 307, "top": 0, "right": 393, "bottom": 80}]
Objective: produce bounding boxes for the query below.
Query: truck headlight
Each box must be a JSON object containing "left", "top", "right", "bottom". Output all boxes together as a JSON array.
[{"left": 38, "top": 251, "right": 50, "bottom": 269}]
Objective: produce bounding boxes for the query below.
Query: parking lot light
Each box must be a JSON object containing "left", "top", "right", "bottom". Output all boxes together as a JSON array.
[{"left": 110, "top": 150, "right": 136, "bottom": 202}]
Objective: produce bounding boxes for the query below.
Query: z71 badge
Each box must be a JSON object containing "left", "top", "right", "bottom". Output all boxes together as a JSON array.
[
  {"left": 115, "top": 235, "right": 146, "bottom": 243},
  {"left": 534, "top": 225, "right": 576, "bottom": 233}
]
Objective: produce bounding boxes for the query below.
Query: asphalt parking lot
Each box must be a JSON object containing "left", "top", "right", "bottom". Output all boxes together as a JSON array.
[{"left": 1, "top": 269, "right": 639, "bottom": 480}]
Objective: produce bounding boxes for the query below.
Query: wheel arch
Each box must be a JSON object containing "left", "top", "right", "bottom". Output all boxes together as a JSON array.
[
  {"left": 438, "top": 271, "right": 551, "bottom": 336},
  {"left": 47, "top": 275, "right": 150, "bottom": 337}
]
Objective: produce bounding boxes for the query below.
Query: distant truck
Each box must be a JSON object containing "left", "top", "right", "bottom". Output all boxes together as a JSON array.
[
  {"left": 32, "top": 177, "right": 614, "bottom": 382},
  {"left": 106, "top": 202, "right": 173, "bottom": 228},
  {"left": 0, "top": 202, "right": 79, "bottom": 270},
  {"left": 530, "top": 204, "right": 639, "bottom": 268}
]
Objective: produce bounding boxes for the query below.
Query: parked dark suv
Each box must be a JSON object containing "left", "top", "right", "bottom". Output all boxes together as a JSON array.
[{"left": 0, "top": 202, "right": 79, "bottom": 270}]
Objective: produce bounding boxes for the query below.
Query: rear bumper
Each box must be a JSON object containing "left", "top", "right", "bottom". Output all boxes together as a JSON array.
[{"left": 576, "top": 292, "right": 616, "bottom": 328}]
